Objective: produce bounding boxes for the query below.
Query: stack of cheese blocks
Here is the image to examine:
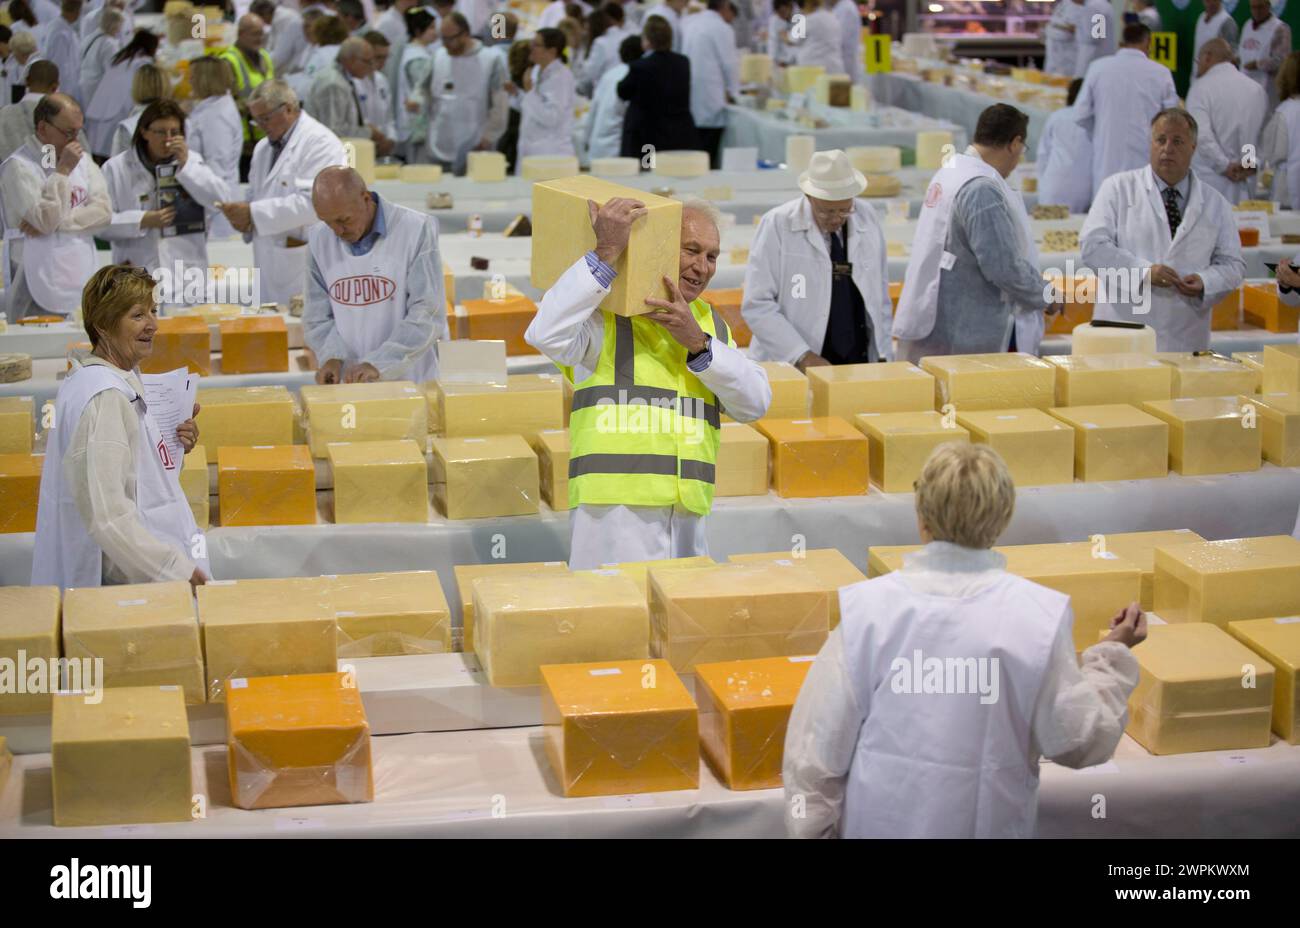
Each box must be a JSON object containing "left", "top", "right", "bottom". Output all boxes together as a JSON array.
[
  {"left": 142, "top": 311, "right": 290, "bottom": 377},
  {"left": 0, "top": 397, "right": 38, "bottom": 533}
]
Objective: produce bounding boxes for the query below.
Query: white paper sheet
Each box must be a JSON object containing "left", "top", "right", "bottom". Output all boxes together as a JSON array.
[{"left": 140, "top": 366, "right": 199, "bottom": 478}]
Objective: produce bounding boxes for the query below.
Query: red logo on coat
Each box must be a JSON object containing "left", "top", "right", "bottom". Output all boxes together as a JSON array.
[
  {"left": 329, "top": 275, "right": 397, "bottom": 306},
  {"left": 157, "top": 438, "right": 175, "bottom": 471},
  {"left": 924, "top": 183, "right": 943, "bottom": 209}
]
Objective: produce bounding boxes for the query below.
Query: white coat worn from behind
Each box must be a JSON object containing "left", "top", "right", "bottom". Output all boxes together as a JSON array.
[
  {"left": 1186, "top": 60, "right": 1267, "bottom": 205},
  {"left": 680, "top": 8, "right": 739, "bottom": 131}
]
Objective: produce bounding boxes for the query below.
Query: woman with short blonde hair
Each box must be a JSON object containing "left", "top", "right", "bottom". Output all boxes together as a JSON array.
[
  {"left": 914, "top": 442, "right": 1017, "bottom": 550},
  {"left": 186, "top": 56, "right": 242, "bottom": 237}
]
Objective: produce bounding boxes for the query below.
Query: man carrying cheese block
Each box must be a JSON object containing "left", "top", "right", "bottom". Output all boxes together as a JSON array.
[
  {"left": 304, "top": 166, "right": 448, "bottom": 384},
  {"left": 526, "top": 197, "right": 772, "bottom": 569}
]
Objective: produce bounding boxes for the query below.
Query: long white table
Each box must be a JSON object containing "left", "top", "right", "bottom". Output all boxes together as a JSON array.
[{"left": 721, "top": 105, "right": 968, "bottom": 164}]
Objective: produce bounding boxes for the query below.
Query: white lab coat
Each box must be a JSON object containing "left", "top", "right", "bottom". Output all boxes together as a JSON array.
[
  {"left": 742, "top": 196, "right": 893, "bottom": 363},
  {"left": 187, "top": 93, "right": 242, "bottom": 239},
  {"left": 245, "top": 111, "right": 348, "bottom": 306},
  {"left": 766, "top": 14, "right": 796, "bottom": 66},
  {"left": 681, "top": 9, "right": 738, "bottom": 130},
  {"left": 1043, "top": 1, "right": 1079, "bottom": 77},
  {"left": 457, "top": 0, "right": 497, "bottom": 35},
  {"left": 289, "top": 43, "right": 339, "bottom": 100},
  {"left": 0, "top": 93, "right": 40, "bottom": 161},
  {"left": 79, "top": 28, "right": 121, "bottom": 105},
  {"left": 268, "top": 3, "right": 308, "bottom": 75},
  {"left": 1074, "top": 48, "right": 1179, "bottom": 201},
  {"left": 794, "top": 9, "right": 844, "bottom": 75},
  {"left": 1072, "top": 0, "right": 1116, "bottom": 78},
  {"left": 517, "top": 58, "right": 576, "bottom": 170},
  {"left": 1035, "top": 104, "right": 1092, "bottom": 213},
  {"left": 80, "top": 2, "right": 133, "bottom": 43},
  {"left": 1080, "top": 165, "right": 1246, "bottom": 351},
  {"left": 40, "top": 16, "right": 83, "bottom": 102},
  {"left": 579, "top": 25, "right": 629, "bottom": 96},
  {"left": 585, "top": 62, "right": 628, "bottom": 160},
  {"left": 829, "top": 0, "right": 864, "bottom": 85},
  {"left": 84, "top": 54, "right": 148, "bottom": 156},
  {"left": 396, "top": 42, "right": 433, "bottom": 149},
  {"left": 1190, "top": 9, "right": 1237, "bottom": 89},
  {"left": 1240, "top": 15, "right": 1290, "bottom": 111},
  {"left": 1262, "top": 97, "right": 1300, "bottom": 210},
  {"left": 426, "top": 42, "right": 507, "bottom": 173},
  {"left": 1187, "top": 60, "right": 1267, "bottom": 205}
]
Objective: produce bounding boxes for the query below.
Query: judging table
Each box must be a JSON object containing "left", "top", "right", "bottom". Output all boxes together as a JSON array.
[{"left": 720, "top": 105, "right": 968, "bottom": 165}]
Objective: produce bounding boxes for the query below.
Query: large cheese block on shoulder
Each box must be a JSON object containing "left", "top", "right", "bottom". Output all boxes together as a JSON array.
[
  {"left": 0, "top": 585, "right": 61, "bottom": 715},
  {"left": 327, "top": 439, "right": 428, "bottom": 524},
  {"left": 533, "top": 428, "right": 570, "bottom": 510},
  {"left": 1153, "top": 535, "right": 1300, "bottom": 628},
  {"left": 1228, "top": 616, "right": 1300, "bottom": 744},
  {"left": 726, "top": 548, "right": 865, "bottom": 629},
  {"left": 808, "top": 361, "right": 934, "bottom": 417},
  {"left": 142, "top": 315, "right": 209, "bottom": 375},
  {"left": 1155, "top": 352, "right": 1259, "bottom": 397},
  {"left": 328, "top": 570, "right": 450, "bottom": 656},
  {"left": 195, "top": 385, "right": 296, "bottom": 457},
  {"left": 0, "top": 396, "right": 33, "bottom": 454},
  {"left": 437, "top": 372, "right": 563, "bottom": 440},
  {"left": 854, "top": 410, "right": 970, "bottom": 492},
  {"left": 531, "top": 176, "right": 681, "bottom": 317},
  {"left": 1044, "top": 353, "right": 1172, "bottom": 406},
  {"left": 52, "top": 686, "right": 192, "bottom": 826},
  {"left": 955, "top": 408, "right": 1074, "bottom": 486},
  {"left": 430, "top": 434, "right": 539, "bottom": 519},
  {"left": 1046, "top": 404, "right": 1169, "bottom": 482},
  {"left": 756, "top": 416, "right": 870, "bottom": 497},
  {"left": 0, "top": 452, "right": 41, "bottom": 533},
  {"left": 1242, "top": 391, "right": 1300, "bottom": 466},
  {"left": 715, "top": 421, "right": 769, "bottom": 496},
  {"left": 301, "top": 381, "right": 428, "bottom": 457},
  {"left": 218, "top": 315, "right": 288, "bottom": 373},
  {"left": 453, "top": 560, "right": 569, "bottom": 654},
  {"left": 1140, "top": 397, "right": 1260, "bottom": 475},
  {"left": 217, "top": 444, "right": 316, "bottom": 526},
  {"left": 1097, "top": 529, "right": 1205, "bottom": 610},
  {"left": 1262, "top": 344, "right": 1300, "bottom": 393},
  {"left": 922, "top": 353, "right": 1055, "bottom": 411},
  {"left": 180, "top": 445, "right": 208, "bottom": 529}
]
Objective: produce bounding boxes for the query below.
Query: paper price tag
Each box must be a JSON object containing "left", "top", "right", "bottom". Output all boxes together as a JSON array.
[
  {"left": 588, "top": 668, "right": 622, "bottom": 676},
  {"left": 787, "top": 655, "right": 816, "bottom": 663},
  {"left": 601, "top": 794, "right": 656, "bottom": 809},
  {"left": 229, "top": 678, "right": 248, "bottom": 690},
  {"left": 116, "top": 599, "right": 147, "bottom": 606},
  {"left": 274, "top": 817, "right": 326, "bottom": 831},
  {"left": 1276, "top": 617, "right": 1300, "bottom": 625}
]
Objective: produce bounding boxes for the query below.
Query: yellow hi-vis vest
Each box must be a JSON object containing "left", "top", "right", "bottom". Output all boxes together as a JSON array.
[
  {"left": 216, "top": 45, "right": 274, "bottom": 142},
  {"left": 566, "top": 299, "right": 733, "bottom": 516}
]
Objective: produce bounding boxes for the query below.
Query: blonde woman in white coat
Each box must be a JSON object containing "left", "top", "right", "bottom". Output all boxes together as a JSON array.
[
  {"left": 512, "top": 27, "right": 575, "bottom": 173},
  {"left": 185, "top": 56, "right": 242, "bottom": 239}
]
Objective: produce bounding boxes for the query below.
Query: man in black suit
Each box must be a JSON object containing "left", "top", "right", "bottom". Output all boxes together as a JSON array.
[{"left": 616, "top": 15, "right": 699, "bottom": 162}]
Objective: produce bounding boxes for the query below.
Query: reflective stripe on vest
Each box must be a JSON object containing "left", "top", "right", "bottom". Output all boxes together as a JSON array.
[{"left": 219, "top": 47, "right": 272, "bottom": 141}]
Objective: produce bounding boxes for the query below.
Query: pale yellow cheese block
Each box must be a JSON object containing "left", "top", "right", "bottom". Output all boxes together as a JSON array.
[
  {"left": 1044, "top": 353, "right": 1173, "bottom": 407},
  {"left": 726, "top": 548, "right": 866, "bottom": 629},
  {"left": 327, "top": 570, "right": 451, "bottom": 657},
  {"left": 783, "top": 65, "right": 824, "bottom": 94},
  {"left": 808, "top": 362, "right": 934, "bottom": 418},
  {"left": 854, "top": 410, "right": 971, "bottom": 492},
  {"left": 1262, "top": 344, "right": 1300, "bottom": 393},
  {"left": 0, "top": 585, "right": 61, "bottom": 716},
  {"left": 1127, "top": 623, "right": 1274, "bottom": 755},
  {"left": 785, "top": 134, "right": 815, "bottom": 172},
  {"left": 865, "top": 543, "right": 914, "bottom": 577},
  {"left": 1096, "top": 529, "right": 1205, "bottom": 610},
  {"left": 197, "top": 577, "right": 338, "bottom": 701},
  {"left": 398, "top": 163, "right": 443, "bottom": 183},
  {"left": 739, "top": 52, "right": 772, "bottom": 84},
  {"left": 955, "top": 408, "right": 1075, "bottom": 486},
  {"left": 301, "top": 381, "right": 428, "bottom": 457},
  {"left": 1153, "top": 535, "right": 1300, "bottom": 628},
  {"left": 1071, "top": 322, "right": 1157, "bottom": 355},
  {"left": 1140, "top": 397, "right": 1261, "bottom": 475},
  {"left": 374, "top": 161, "right": 399, "bottom": 180},
  {"left": 1046, "top": 404, "right": 1169, "bottom": 482},
  {"left": 520, "top": 154, "right": 580, "bottom": 180},
  {"left": 195, "top": 385, "right": 295, "bottom": 457},
  {"left": 436, "top": 372, "right": 564, "bottom": 441},
  {"left": 860, "top": 174, "right": 902, "bottom": 197},
  {"left": 1155, "top": 352, "right": 1259, "bottom": 398},
  {"left": 716, "top": 421, "right": 769, "bottom": 496},
  {"left": 473, "top": 572, "right": 649, "bottom": 686},
  {"left": 533, "top": 428, "right": 570, "bottom": 510},
  {"left": 327, "top": 439, "right": 428, "bottom": 524},
  {"left": 1233, "top": 351, "right": 1264, "bottom": 387},
  {"left": 63, "top": 581, "right": 205, "bottom": 704},
  {"left": 340, "top": 137, "right": 376, "bottom": 183},
  {"left": 52, "top": 686, "right": 193, "bottom": 826},
  {"left": 757, "top": 361, "right": 808, "bottom": 418},
  {"left": 1241, "top": 392, "right": 1300, "bottom": 466},
  {"left": 653, "top": 150, "right": 710, "bottom": 177},
  {"left": 589, "top": 156, "right": 640, "bottom": 176},
  {"left": 180, "top": 445, "right": 208, "bottom": 530},
  {"left": 922, "top": 353, "right": 1056, "bottom": 411},
  {"left": 430, "top": 434, "right": 539, "bottom": 519},
  {"left": 1227, "top": 616, "right": 1300, "bottom": 744},
  {"left": 466, "top": 150, "right": 507, "bottom": 181},
  {"left": 0, "top": 396, "right": 33, "bottom": 454},
  {"left": 454, "top": 560, "right": 569, "bottom": 654},
  {"left": 585, "top": 556, "right": 715, "bottom": 604},
  {"left": 846, "top": 145, "right": 902, "bottom": 173},
  {"left": 916, "top": 130, "right": 954, "bottom": 170}
]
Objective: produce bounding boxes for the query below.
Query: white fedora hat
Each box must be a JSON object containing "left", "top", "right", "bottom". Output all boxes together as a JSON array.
[{"left": 798, "top": 149, "right": 867, "bottom": 200}]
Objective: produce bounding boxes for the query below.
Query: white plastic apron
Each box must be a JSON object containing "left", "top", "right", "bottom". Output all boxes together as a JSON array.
[
  {"left": 1240, "top": 16, "right": 1283, "bottom": 97},
  {"left": 427, "top": 50, "right": 493, "bottom": 166}
]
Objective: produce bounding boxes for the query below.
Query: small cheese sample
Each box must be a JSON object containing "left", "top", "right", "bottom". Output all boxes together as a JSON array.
[
  {"left": 0, "top": 452, "right": 40, "bottom": 533},
  {"left": 1153, "top": 535, "right": 1300, "bottom": 628},
  {"left": 696, "top": 655, "right": 812, "bottom": 789},
  {"left": 0, "top": 352, "right": 32, "bottom": 382},
  {"left": 466, "top": 150, "right": 507, "bottom": 181},
  {"left": 784, "top": 134, "right": 815, "bottom": 172},
  {"left": 1262, "top": 344, "right": 1300, "bottom": 393},
  {"left": 328, "top": 570, "right": 451, "bottom": 656},
  {"left": 453, "top": 560, "right": 569, "bottom": 654},
  {"left": 726, "top": 548, "right": 865, "bottom": 629},
  {"left": 739, "top": 52, "right": 772, "bottom": 84},
  {"left": 533, "top": 428, "right": 570, "bottom": 510},
  {"left": 519, "top": 154, "right": 580, "bottom": 180},
  {"left": 854, "top": 410, "right": 971, "bottom": 492},
  {"left": 218, "top": 315, "right": 288, "bottom": 373},
  {"left": 541, "top": 659, "right": 698, "bottom": 797},
  {"left": 142, "top": 315, "right": 209, "bottom": 375},
  {"left": 783, "top": 65, "right": 824, "bottom": 94},
  {"left": 1155, "top": 352, "right": 1259, "bottom": 398},
  {"left": 398, "top": 163, "right": 442, "bottom": 183},
  {"left": 217, "top": 444, "right": 316, "bottom": 526},
  {"left": 1227, "top": 617, "right": 1300, "bottom": 744},
  {"left": 226, "top": 672, "right": 373, "bottom": 810},
  {"left": 1140, "top": 397, "right": 1261, "bottom": 475},
  {"left": 915, "top": 130, "right": 954, "bottom": 170},
  {"left": 1241, "top": 391, "right": 1300, "bottom": 466},
  {"left": 437, "top": 373, "right": 563, "bottom": 440},
  {"left": 701, "top": 287, "right": 750, "bottom": 347},
  {"left": 649, "top": 563, "right": 830, "bottom": 671},
  {"left": 758, "top": 361, "right": 808, "bottom": 418},
  {"left": 1242, "top": 281, "right": 1300, "bottom": 332},
  {"left": 301, "top": 382, "right": 428, "bottom": 457},
  {"left": 808, "top": 362, "right": 935, "bottom": 418},
  {"left": 756, "top": 416, "right": 870, "bottom": 497},
  {"left": 1040, "top": 229, "right": 1079, "bottom": 253},
  {"left": 922, "top": 353, "right": 1056, "bottom": 411},
  {"left": 0, "top": 396, "right": 33, "bottom": 454},
  {"left": 589, "top": 555, "right": 715, "bottom": 604},
  {"left": 473, "top": 572, "right": 648, "bottom": 686},
  {"left": 1044, "top": 353, "right": 1173, "bottom": 406},
  {"left": 1047, "top": 404, "right": 1169, "bottom": 482},
  {"left": 1071, "top": 321, "right": 1158, "bottom": 355},
  {"left": 63, "top": 581, "right": 205, "bottom": 704},
  {"left": 431, "top": 434, "right": 539, "bottom": 519},
  {"left": 52, "top": 686, "right": 192, "bottom": 826},
  {"left": 194, "top": 385, "right": 295, "bottom": 457},
  {"left": 180, "top": 444, "right": 208, "bottom": 529},
  {"left": 327, "top": 439, "right": 428, "bottom": 524},
  {"left": 589, "top": 156, "right": 640, "bottom": 176},
  {"left": 198, "top": 577, "right": 338, "bottom": 701},
  {"left": 1096, "top": 529, "right": 1206, "bottom": 610},
  {"left": 715, "top": 421, "right": 769, "bottom": 496},
  {"left": 457, "top": 295, "right": 539, "bottom": 355},
  {"left": 653, "top": 150, "right": 710, "bottom": 177},
  {"left": 846, "top": 145, "right": 902, "bottom": 173},
  {"left": 955, "top": 408, "right": 1074, "bottom": 486},
  {"left": 1127, "top": 624, "right": 1274, "bottom": 755},
  {"left": 0, "top": 585, "right": 61, "bottom": 715}
]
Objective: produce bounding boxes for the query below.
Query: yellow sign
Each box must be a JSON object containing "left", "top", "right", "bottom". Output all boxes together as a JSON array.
[
  {"left": 1150, "top": 32, "right": 1177, "bottom": 71},
  {"left": 865, "top": 34, "right": 891, "bottom": 74}
]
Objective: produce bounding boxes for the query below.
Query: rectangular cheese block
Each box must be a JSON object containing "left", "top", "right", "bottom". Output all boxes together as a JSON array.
[
  {"left": 1233, "top": 350, "right": 1264, "bottom": 387},
  {"left": 922, "top": 353, "right": 1056, "bottom": 411},
  {"left": 725, "top": 548, "right": 866, "bottom": 629},
  {"left": 653, "top": 150, "right": 710, "bottom": 177},
  {"left": 0, "top": 395, "right": 33, "bottom": 454},
  {"left": 456, "top": 295, "right": 539, "bottom": 355},
  {"left": 342, "top": 136, "right": 376, "bottom": 183},
  {"left": 301, "top": 381, "right": 428, "bottom": 457},
  {"left": 1096, "top": 529, "right": 1205, "bottom": 610},
  {"left": 430, "top": 434, "right": 539, "bottom": 519},
  {"left": 195, "top": 386, "right": 296, "bottom": 457},
  {"left": 453, "top": 560, "right": 569, "bottom": 655},
  {"left": 757, "top": 416, "right": 870, "bottom": 498},
  {"left": 739, "top": 52, "right": 772, "bottom": 84},
  {"left": 854, "top": 410, "right": 971, "bottom": 492},
  {"left": 696, "top": 655, "right": 813, "bottom": 790},
  {"left": 701, "top": 288, "right": 750, "bottom": 347},
  {"left": 1242, "top": 391, "right": 1300, "bottom": 466},
  {"left": 437, "top": 372, "right": 563, "bottom": 440},
  {"left": 758, "top": 361, "right": 808, "bottom": 418},
  {"left": 142, "top": 315, "right": 209, "bottom": 375},
  {"left": 473, "top": 572, "right": 648, "bottom": 687},
  {"left": 783, "top": 65, "right": 824, "bottom": 94},
  {"left": 51, "top": 686, "right": 193, "bottom": 826},
  {"left": 1046, "top": 404, "right": 1169, "bottom": 482},
  {"left": 218, "top": 315, "right": 288, "bottom": 373},
  {"left": 648, "top": 563, "right": 830, "bottom": 672},
  {"left": 588, "top": 555, "right": 715, "bottom": 604},
  {"left": 531, "top": 176, "right": 680, "bottom": 317},
  {"left": 1041, "top": 273, "right": 1095, "bottom": 335},
  {"left": 328, "top": 570, "right": 450, "bottom": 656},
  {"left": 0, "top": 585, "right": 61, "bottom": 715},
  {"left": 1228, "top": 617, "right": 1300, "bottom": 744},
  {"left": 541, "top": 659, "right": 698, "bottom": 797},
  {"left": 1262, "top": 344, "right": 1300, "bottom": 393},
  {"left": 1155, "top": 352, "right": 1260, "bottom": 398},
  {"left": 588, "top": 156, "right": 640, "bottom": 177},
  {"left": 715, "top": 421, "right": 769, "bottom": 496},
  {"left": 197, "top": 577, "right": 338, "bottom": 701},
  {"left": 866, "top": 544, "right": 914, "bottom": 577},
  {"left": 0, "top": 452, "right": 40, "bottom": 533},
  {"left": 520, "top": 154, "right": 580, "bottom": 180},
  {"left": 533, "top": 428, "right": 570, "bottom": 510},
  {"left": 1140, "top": 397, "right": 1261, "bottom": 475},
  {"left": 1153, "top": 535, "right": 1300, "bottom": 628},
  {"left": 1127, "top": 624, "right": 1274, "bottom": 755},
  {"left": 398, "top": 163, "right": 442, "bottom": 183},
  {"left": 955, "top": 408, "right": 1074, "bottom": 486},
  {"left": 1044, "top": 353, "right": 1173, "bottom": 406},
  {"left": 1242, "top": 281, "right": 1300, "bottom": 332},
  {"left": 180, "top": 445, "right": 208, "bottom": 530},
  {"left": 916, "top": 130, "right": 955, "bottom": 170},
  {"left": 466, "top": 150, "right": 507, "bottom": 181},
  {"left": 62, "top": 581, "right": 205, "bottom": 704},
  {"left": 327, "top": 439, "right": 427, "bottom": 524},
  {"left": 808, "top": 362, "right": 935, "bottom": 418},
  {"left": 226, "top": 672, "right": 373, "bottom": 810},
  {"left": 217, "top": 444, "right": 316, "bottom": 526},
  {"left": 1212, "top": 286, "right": 1241, "bottom": 330}
]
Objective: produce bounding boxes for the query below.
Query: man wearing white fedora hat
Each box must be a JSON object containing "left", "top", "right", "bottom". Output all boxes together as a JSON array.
[{"left": 742, "top": 149, "right": 893, "bottom": 369}]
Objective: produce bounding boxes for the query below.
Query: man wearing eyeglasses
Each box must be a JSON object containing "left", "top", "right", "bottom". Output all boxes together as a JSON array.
[
  {"left": 307, "top": 36, "right": 395, "bottom": 157},
  {"left": 426, "top": 11, "right": 507, "bottom": 175},
  {"left": 0, "top": 92, "right": 110, "bottom": 322}
]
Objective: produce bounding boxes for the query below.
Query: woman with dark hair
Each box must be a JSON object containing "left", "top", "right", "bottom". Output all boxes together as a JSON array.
[
  {"left": 578, "top": 3, "right": 627, "bottom": 96},
  {"left": 397, "top": 5, "right": 437, "bottom": 161},
  {"left": 513, "top": 26, "right": 575, "bottom": 171},
  {"left": 3, "top": 0, "right": 38, "bottom": 31},
  {"left": 85, "top": 27, "right": 160, "bottom": 157},
  {"left": 495, "top": 38, "right": 531, "bottom": 172}
]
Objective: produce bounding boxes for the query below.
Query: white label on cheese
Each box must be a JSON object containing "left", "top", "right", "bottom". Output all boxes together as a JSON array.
[
  {"left": 159, "top": 685, "right": 179, "bottom": 691},
  {"left": 590, "top": 569, "right": 621, "bottom": 576},
  {"left": 253, "top": 445, "right": 274, "bottom": 449},
  {"left": 1096, "top": 551, "right": 1119, "bottom": 559},
  {"left": 229, "top": 677, "right": 248, "bottom": 689},
  {"left": 542, "top": 429, "right": 565, "bottom": 434},
  {"left": 1083, "top": 423, "right": 1098, "bottom": 429},
  {"left": 102, "top": 824, "right": 158, "bottom": 836},
  {"left": 274, "top": 817, "right": 326, "bottom": 831},
  {"left": 336, "top": 611, "right": 357, "bottom": 617},
  {"left": 1217, "top": 754, "right": 1258, "bottom": 767},
  {"left": 774, "top": 559, "right": 794, "bottom": 566},
  {"left": 544, "top": 561, "right": 563, "bottom": 566},
  {"left": 589, "top": 668, "right": 622, "bottom": 676},
  {"left": 1276, "top": 616, "right": 1300, "bottom": 624},
  {"left": 788, "top": 655, "right": 816, "bottom": 663},
  {"left": 995, "top": 415, "right": 1018, "bottom": 420},
  {"left": 404, "top": 388, "right": 419, "bottom": 394},
  {"left": 463, "top": 438, "right": 487, "bottom": 443},
  {"left": 116, "top": 598, "right": 147, "bottom": 606},
  {"left": 1174, "top": 528, "right": 1192, "bottom": 533},
  {"left": 792, "top": 419, "right": 812, "bottom": 424}
]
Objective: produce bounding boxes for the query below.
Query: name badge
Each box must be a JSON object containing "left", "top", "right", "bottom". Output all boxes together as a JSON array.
[{"left": 832, "top": 261, "right": 853, "bottom": 278}]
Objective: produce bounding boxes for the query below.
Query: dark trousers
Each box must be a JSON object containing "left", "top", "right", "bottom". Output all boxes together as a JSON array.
[{"left": 698, "top": 127, "right": 724, "bottom": 168}]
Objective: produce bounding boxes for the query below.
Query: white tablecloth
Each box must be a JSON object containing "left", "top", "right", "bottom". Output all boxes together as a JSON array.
[{"left": 720, "top": 105, "right": 969, "bottom": 164}]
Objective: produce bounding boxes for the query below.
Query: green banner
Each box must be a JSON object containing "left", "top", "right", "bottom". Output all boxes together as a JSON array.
[{"left": 1155, "top": 1, "right": 1300, "bottom": 95}]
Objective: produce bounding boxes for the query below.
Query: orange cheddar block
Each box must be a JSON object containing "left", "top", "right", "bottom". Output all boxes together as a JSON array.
[
  {"left": 756, "top": 416, "right": 869, "bottom": 498},
  {"left": 1212, "top": 287, "right": 1241, "bottom": 330},
  {"left": 1041, "top": 273, "right": 1095, "bottom": 335},
  {"left": 701, "top": 288, "right": 750, "bottom": 347},
  {"left": 217, "top": 445, "right": 316, "bottom": 526},
  {"left": 888, "top": 281, "right": 903, "bottom": 314},
  {"left": 0, "top": 586, "right": 61, "bottom": 716},
  {"left": 0, "top": 452, "right": 40, "bottom": 533},
  {"left": 218, "top": 315, "right": 289, "bottom": 373},
  {"left": 142, "top": 315, "right": 210, "bottom": 375},
  {"left": 457, "top": 295, "right": 539, "bottom": 355},
  {"left": 1243, "top": 282, "right": 1299, "bottom": 332}
]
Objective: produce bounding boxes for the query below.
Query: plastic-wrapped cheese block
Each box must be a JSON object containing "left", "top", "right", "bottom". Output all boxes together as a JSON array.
[
  {"left": 533, "top": 428, "right": 570, "bottom": 510},
  {"left": 541, "top": 658, "right": 698, "bottom": 797},
  {"left": 0, "top": 452, "right": 40, "bottom": 533},
  {"left": 217, "top": 444, "right": 315, "bottom": 526},
  {"left": 519, "top": 154, "right": 580, "bottom": 180},
  {"left": 466, "top": 150, "right": 507, "bottom": 181},
  {"left": 225, "top": 672, "right": 373, "bottom": 810},
  {"left": 784, "top": 135, "right": 815, "bottom": 172},
  {"left": 531, "top": 176, "right": 681, "bottom": 317},
  {"left": 1044, "top": 353, "right": 1172, "bottom": 406},
  {"left": 1155, "top": 352, "right": 1259, "bottom": 397},
  {"left": 1241, "top": 391, "right": 1300, "bottom": 466},
  {"left": 1262, "top": 344, "right": 1300, "bottom": 393},
  {"left": 1046, "top": 404, "right": 1169, "bottom": 482},
  {"left": 922, "top": 352, "right": 1055, "bottom": 410},
  {"left": 0, "top": 396, "right": 33, "bottom": 454},
  {"left": 1140, "top": 397, "right": 1261, "bottom": 475},
  {"left": 1233, "top": 350, "right": 1264, "bottom": 385},
  {"left": 587, "top": 555, "right": 715, "bottom": 604},
  {"left": 1127, "top": 624, "right": 1274, "bottom": 755},
  {"left": 1211, "top": 286, "right": 1241, "bottom": 330},
  {"left": 757, "top": 361, "right": 808, "bottom": 418},
  {"left": 1153, "top": 535, "right": 1300, "bottom": 628},
  {"left": 589, "top": 156, "right": 640, "bottom": 176},
  {"left": 1228, "top": 616, "right": 1300, "bottom": 744},
  {"left": 915, "top": 130, "right": 954, "bottom": 170},
  {"left": 648, "top": 563, "right": 830, "bottom": 671},
  {"left": 327, "top": 439, "right": 428, "bottom": 524},
  {"left": 198, "top": 576, "right": 338, "bottom": 701},
  {"left": 0, "top": 586, "right": 61, "bottom": 715},
  {"left": 328, "top": 570, "right": 450, "bottom": 656},
  {"left": 398, "top": 163, "right": 442, "bottom": 183},
  {"left": 846, "top": 145, "right": 902, "bottom": 174},
  {"left": 179, "top": 444, "right": 208, "bottom": 529},
  {"left": 783, "top": 65, "right": 823, "bottom": 93},
  {"left": 63, "top": 581, "right": 205, "bottom": 704},
  {"left": 1096, "top": 529, "right": 1205, "bottom": 610},
  {"left": 955, "top": 408, "right": 1074, "bottom": 486},
  {"left": 194, "top": 385, "right": 295, "bottom": 457},
  {"left": 51, "top": 686, "right": 193, "bottom": 826},
  {"left": 437, "top": 372, "right": 563, "bottom": 440},
  {"left": 715, "top": 422, "right": 769, "bottom": 496},
  {"left": 1071, "top": 321, "right": 1157, "bottom": 354},
  {"left": 301, "top": 381, "right": 428, "bottom": 457},
  {"left": 700, "top": 287, "right": 749, "bottom": 346},
  {"left": 696, "top": 655, "right": 813, "bottom": 790},
  {"left": 739, "top": 52, "right": 772, "bottom": 84},
  {"left": 473, "top": 572, "right": 648, "bottom": 686},
  {"left": 341, "top": 136, "right": 376, "bottom": 182},
  {"left": 456, "top": 294, "right": 538, "bottom": 355},
  {"left": 860, "top": 174, "right": 902, "bottom": 197},
  {"left": 142, "top": 315, "right": 209, "bottom": 375},
  {"left": 756, "top": 416, "right": 870, "bottom": 497},
  {"left": 808, "top": 361, "right": 934, "bottom": 417},
  {"left": 218, "top": 315, "right": 288, "bottom": 373},
  {"left": 866, "top": 543, "right": 918, "bottom": 577},
  {"left": 430, "top": 434, "right": 539, "bottom": 520},
  {"left": 1242, "top": 282, "right": 1299, "bottom": 332},
  {"left": 174, "top": 303, "right": 241, "bottom": 325},
  {"left": 726, "top": 549, "right": 865, "bottom": 628},
  {"left": 453, "top": 560, "right": 569, "bottom": 654},
  {"left": 374, "top": 161, "right": 399, "bottom": 180},
  {"left": 854, "top": 410, "right": 971, "bottom": 492}
]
